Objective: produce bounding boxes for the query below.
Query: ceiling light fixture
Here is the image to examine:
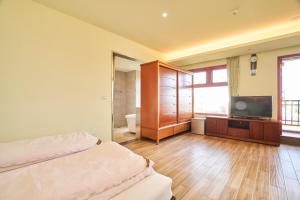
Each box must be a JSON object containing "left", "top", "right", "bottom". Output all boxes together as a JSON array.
[
  {"left": 162, "top": 12, "right": 168, "bottom": 18},
  {"left": 231, "top": 8, "right": 239, "bottom": 15}
]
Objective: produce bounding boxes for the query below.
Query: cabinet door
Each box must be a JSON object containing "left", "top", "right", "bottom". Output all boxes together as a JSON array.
[
  {"left": 159, "top": 67, "right": 177, "bottom": 127},
  {"left": 217, "top": 119, "right": 228, "bottom": 135},
  {"left": 178, "top": 72, "right": 193, "bottom": 122},
  {"left": 228, "top": 128, "right": 249, "bottom": 138},
  {"left": 206, "top": 118, "right": 218, "bottom": 133},
  {"left": 264, "top": 123, "right": 280, "bottom": 143},
  {"left": 250, "top": 122, "right": 264, "bottom": 140}
]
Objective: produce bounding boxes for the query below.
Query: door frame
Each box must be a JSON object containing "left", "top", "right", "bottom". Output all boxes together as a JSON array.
[
  {"left": 277, "top": 53, "right": 300, "bottom": 122},
  {"left": 111, "top": 52, "right": 141, "bottom": 141}
]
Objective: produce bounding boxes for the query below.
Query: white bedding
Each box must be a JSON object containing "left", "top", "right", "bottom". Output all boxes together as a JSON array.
[
  {"left": 0, "top": 141, "right": 154, "bottom": 200},
  {"left": 89, "top": 167, "right": 154, "bottom": 200},
  {"left": 0, "top": 132, "right": 98, "bottom": 168},
  {"left": 110, "top": 172, "right": 172, "bottom": 200}
]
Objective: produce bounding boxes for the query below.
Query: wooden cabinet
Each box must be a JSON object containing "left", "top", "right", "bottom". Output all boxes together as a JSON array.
[
  {"left": 250, "top": 122, "right": 264, "bottom": 140},
  {"left": 217, "top": 119, "right": 228, "bottom": 135},
  {"left": 141, "top": 61, "right": 193, "bottom": 143},
  {"left": 159, "top": 67, "right": 177, "bottom": 127},
  {"left": 206, "top": 118, "right": 228, "bottom": 135},
  {"left": 205, "top": 117, "right": 281, "bottom": 146},
  {"left": 228, "top": 120, "right": 249, "bottom": 138},
  {"left": 264, "top": 122, "right": 281, "bottom": 142},
  {"left": 178, "top": 72, "right": 193, "bottom": 123},
  {"left": 174, "top": 123, "right": 190, "bottom": 134},
  {"left": 228, "top": 128, "right": 249, "bottom": 138},
  {"left": 206, "top": 118, "right": 218, "bottom": 133},
  {"left": 159, "top": 127, "right": 174, "bottom": 139}
]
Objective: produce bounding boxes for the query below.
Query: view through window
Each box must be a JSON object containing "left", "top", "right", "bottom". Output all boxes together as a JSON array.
[
  {"left": 192, "top": 66, "right": 229, "bottom": 115},
  {"left": 282, "top": 57, "right": 300, "bottom": 126}
]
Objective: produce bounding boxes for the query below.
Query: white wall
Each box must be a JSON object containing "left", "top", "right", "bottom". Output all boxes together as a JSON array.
[
  {"left": 182, "top": 45, "right": 300, "bottom": 119},
  {"left": 0, "top": 0, "right": 163, "bottom": 142}
]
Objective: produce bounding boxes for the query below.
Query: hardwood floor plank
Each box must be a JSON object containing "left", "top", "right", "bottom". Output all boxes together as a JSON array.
[
  {"left": 124, "top": 133, "right": 300, "bottom": 200},
  {"left": 269, "top": 185, "right": 288, "bottom": 200},
  {"left": 235, "top": 157, "right": 259, "bottom": 199},
  {"left": 269, "top": 148, "right": 286, "bottom": 189},
  {"left": 284, "top": 178, "right": 300, "bottom": 200},
  {"left": 288, "top": 149, "right": 300, "bottom": 172},
  {"left": 280, "top": 157, "right": 298, "bottom": 180},
  {"left": 296, "top": 170, "right": 300, "bottom": 184}
]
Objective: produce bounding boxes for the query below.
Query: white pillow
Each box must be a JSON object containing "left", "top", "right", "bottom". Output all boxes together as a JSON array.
[{"left": 0, "top": 132, "right": 98, "bottom": 168}]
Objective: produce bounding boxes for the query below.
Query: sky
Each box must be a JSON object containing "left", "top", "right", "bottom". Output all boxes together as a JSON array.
[{"left": 282, "top": 58, "right": 300, "bottom": 100}]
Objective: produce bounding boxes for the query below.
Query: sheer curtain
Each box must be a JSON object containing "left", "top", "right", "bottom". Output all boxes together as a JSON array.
[{"left": 226, "top": 56, "right": 240, "bottom": 96}]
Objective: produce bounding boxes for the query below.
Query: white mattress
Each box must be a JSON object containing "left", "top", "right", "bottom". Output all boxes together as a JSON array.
[
  {"left": 93, "top": 172, "right": 173, "bottom": 200},
  {"left": 0, "top": 141, "right": 173, "bottom": 200}
]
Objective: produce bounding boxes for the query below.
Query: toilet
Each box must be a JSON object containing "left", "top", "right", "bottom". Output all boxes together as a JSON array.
[{"left": 125, "top": 114, "right": 136, "bottom": 133}]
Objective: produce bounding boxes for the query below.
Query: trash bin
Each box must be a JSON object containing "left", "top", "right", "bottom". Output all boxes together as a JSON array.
[{"left": 191, "top": 118, "right": 206, "bottom": 135}]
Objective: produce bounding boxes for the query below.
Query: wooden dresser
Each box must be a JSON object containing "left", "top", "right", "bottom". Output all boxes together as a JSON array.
[
  {"left": 141, "top": 61, "right": 193, "bottom": 143},
  {"left": 205, "top": 116, "right": 281, "bottom": 146}
]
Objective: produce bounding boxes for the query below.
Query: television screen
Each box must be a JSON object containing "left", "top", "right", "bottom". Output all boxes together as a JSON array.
[{"left": 230, "top": 96, "right": 272, "bottom": 118}]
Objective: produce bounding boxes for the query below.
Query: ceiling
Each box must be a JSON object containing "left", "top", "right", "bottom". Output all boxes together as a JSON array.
[
  {"left": 35, "top": 0, "right": 300, "bottom": 63},
  {"left": 169, "top": 33, "right": 300, "bottom": 66},
  {"left": 114, "top": 56, "right": 141, "bottom": 72}
]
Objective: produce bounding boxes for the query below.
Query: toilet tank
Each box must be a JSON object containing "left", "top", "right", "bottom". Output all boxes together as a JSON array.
[{"left": 125, "top": 114, "right": 136, "bottom": 133}]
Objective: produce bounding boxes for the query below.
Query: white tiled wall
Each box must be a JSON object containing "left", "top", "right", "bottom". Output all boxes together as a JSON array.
[{"left": 113, "top": 70, "right": 140, "bottom": 128}]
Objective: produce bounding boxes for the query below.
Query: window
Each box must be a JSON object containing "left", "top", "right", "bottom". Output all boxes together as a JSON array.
[
  {"left": 194, "top": 71, "right": 206, "bottom": 84},
  {"left": 194, "top": 87, "right": 229, "bottom": 114},
  {"left": 191, "top": 65, "right": 229, "bottom": 115},
  {"left": 212, "top": 69, "right": 227, "bottom": 83}
]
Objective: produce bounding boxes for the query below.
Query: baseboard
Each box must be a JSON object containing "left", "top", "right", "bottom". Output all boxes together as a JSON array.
[{"left": 281, "top": 135, "right": 300, "bottom": 146}]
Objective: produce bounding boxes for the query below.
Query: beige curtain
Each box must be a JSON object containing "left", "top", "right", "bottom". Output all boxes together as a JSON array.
[{"left": 227, "top": 56, "right": 240, "bottom": 96}]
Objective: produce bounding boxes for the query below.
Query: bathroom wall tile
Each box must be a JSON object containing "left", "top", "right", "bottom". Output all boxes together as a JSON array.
[
  {"left": 113, "top": 71, "right": 127, "bottom": 127},
  {"left": 114, "top": 70, "right": 141, "bottom": 128},
  {"left": 126, "top": 71, "right": 136, "bottom": 115}
]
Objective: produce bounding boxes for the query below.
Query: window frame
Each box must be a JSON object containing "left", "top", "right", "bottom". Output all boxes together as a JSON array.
[
  {"left": 191, "top": 65, "right": 228, "bottom": 87},
  {"left": 191, "top": 65, "right": 228, "bottom": 116}
]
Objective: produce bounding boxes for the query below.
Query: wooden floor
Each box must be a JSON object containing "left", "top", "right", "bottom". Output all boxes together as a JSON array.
[
  {"left": 124, "top": 133, "right": 300, "bottom": 200},
  {"left": 113, "top": 126, "right": 138, "bottom": 143}
]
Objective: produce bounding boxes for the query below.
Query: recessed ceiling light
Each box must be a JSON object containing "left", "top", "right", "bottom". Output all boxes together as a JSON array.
[
  {"left": 162, "top": 12, "right": 168, "bottom": 18},
  {"left": 231, "top": 8, "right": 239, "bottom": 15}
]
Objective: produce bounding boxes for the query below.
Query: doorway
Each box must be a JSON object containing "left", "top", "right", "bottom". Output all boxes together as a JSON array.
[
  {"left": 112, "top": 53, "right": 142, "bottom": 143},
  {"left": 278, "top": 54, "right": 300, "bottom": 134}
]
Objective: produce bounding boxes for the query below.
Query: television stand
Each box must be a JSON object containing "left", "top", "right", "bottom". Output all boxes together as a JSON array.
[
  {"left": 205, "top": 116, "right": 281, "bottom": 146},
  {"left": 231, "top": 115, "right": 271, "bottom": 121}
]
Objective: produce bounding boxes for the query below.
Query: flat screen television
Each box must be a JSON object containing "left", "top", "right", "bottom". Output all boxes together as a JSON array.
[{"left": 230, "top": 96, "right": 272, "bottom": 119}]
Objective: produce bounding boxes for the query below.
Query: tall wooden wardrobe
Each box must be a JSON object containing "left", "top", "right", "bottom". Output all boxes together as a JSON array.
[{"left": 141, "top": 61, "right": 193, "bottom": 143}]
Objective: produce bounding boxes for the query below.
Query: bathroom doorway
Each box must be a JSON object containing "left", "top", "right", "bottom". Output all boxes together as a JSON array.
[{"left": 112, "top": 53, "right": 142, "bottom": 143}]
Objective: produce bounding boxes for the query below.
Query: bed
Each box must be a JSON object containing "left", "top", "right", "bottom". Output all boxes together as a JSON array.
[{"left": 0, "top": 133, "right": 174, "bottom": 200}]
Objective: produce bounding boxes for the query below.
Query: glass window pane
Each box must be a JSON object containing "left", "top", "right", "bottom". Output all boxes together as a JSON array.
[
  {"left": 194, "top": 72, "right": 206, "bottom": 84},
  {"left": 213, "top": 69, "right": 227, "bottom": 83},
  {"left": 282, "top": 59, "right": 300, "bottom": 100},
  {"left": 194, "top": 86, "right": 229, "bottom": 114}
]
